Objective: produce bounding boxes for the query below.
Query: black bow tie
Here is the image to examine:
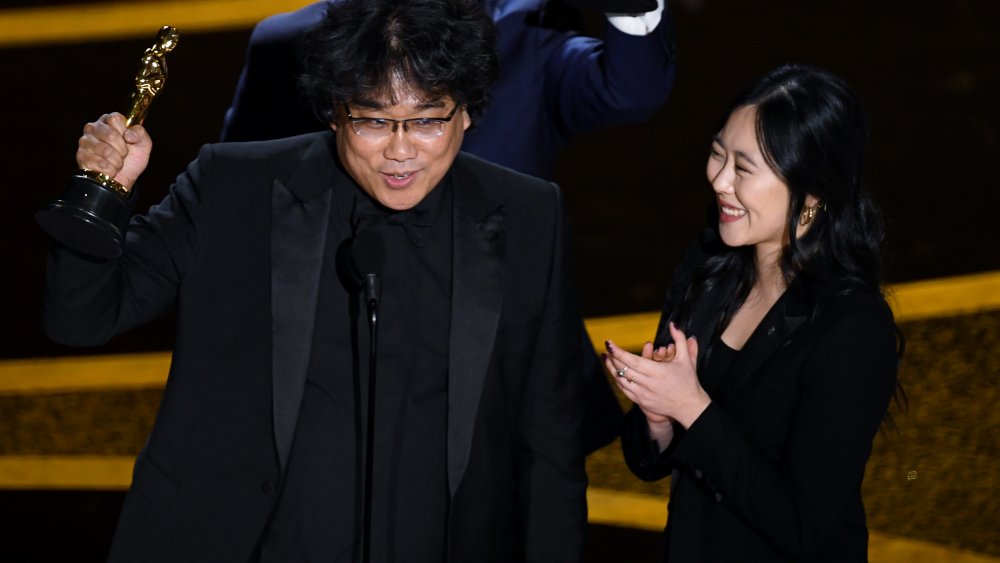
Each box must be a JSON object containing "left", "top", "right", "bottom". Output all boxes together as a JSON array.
[{"left": 351, "top": 197, "right": 432, "bottom": 248}]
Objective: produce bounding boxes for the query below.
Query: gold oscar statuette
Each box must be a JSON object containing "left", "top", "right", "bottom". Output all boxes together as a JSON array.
[
  {"left": 36, "top": 26, "right": 181, "bottom": 259},
  {"left": 80, "top": 25, "right": 181, "bottom": 195}
]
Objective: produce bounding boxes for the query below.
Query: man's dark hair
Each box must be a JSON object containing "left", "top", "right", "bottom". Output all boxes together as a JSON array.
[{"left": 300, "top": 0, "right": 499, "bottom": 123}]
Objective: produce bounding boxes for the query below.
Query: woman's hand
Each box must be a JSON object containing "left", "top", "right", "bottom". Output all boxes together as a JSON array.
[{"left": 605, "top": 322, "right": 712, "bottom": 430}]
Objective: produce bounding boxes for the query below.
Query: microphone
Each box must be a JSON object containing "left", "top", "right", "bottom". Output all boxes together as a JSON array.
[
  {"left": 350, "top": 227, "right": 385, "bottom": 563},
  {"left": 351, "top": 228, "right": 386, "bottom": 314}
]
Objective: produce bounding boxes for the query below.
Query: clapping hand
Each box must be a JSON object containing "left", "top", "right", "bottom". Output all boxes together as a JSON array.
[{"left": 605, "top": 322, "right": 712, "bottom": 435}]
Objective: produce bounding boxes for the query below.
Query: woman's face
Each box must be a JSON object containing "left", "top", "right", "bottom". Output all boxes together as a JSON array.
[{"left": 706, "top": 105, "right": 808, "bottom": 262}]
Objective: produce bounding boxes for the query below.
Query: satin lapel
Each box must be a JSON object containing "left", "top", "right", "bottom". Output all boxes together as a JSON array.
[
  {"left": 689, "top": 274, "right": 738, "bottom": 360},
  {"left": 717, "top": 285, "right": 810, "bottom": 399},
  {"left": 446, "top": 163, "right": 506, "bottom": 496},
  {"left": 270, "top": 134, "right": 337, "bottom": 472},
  {"left": 657, "top": 273, "right": 738, "bottom": 370}
]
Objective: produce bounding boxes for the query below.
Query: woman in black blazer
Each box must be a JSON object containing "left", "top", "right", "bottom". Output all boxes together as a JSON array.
[{"left": 605, "top": 65, "right": 901, "bottom": 561}]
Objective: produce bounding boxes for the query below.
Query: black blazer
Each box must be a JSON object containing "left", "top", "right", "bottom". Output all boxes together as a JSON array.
[
  {"left": 44, "top": 132, "right": 587, "bottom": 562},
  {"left": 622, "top": 232, "right": 898, "bottom": 561}
]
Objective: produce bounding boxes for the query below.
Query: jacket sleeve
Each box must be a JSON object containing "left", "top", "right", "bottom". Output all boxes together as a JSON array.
[
  {"left": 518, "top": 184, "right": 588, "bottom": 561},
  {"left": 541, "top": 1, "right": 677, "bottom": 135},
  {"left": 42, "top": 145, "right": 214, "bottom": 346},
  {"left": 668, "top": 293, "right": 899, "bottom": 556},
  {"left": 220, "top": 4, "right": 326, "bottom": 142},
  {"left": 621, "top": 405, "right": 685, "bottom": 481}
]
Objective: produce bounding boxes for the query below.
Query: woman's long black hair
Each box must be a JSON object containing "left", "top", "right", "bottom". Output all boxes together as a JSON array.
[{"left": 673, "top": 64, "right": 889, "bottom": 331}]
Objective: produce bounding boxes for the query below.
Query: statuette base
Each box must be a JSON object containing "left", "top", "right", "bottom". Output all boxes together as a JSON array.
[{"left": 35, "top": 173, "right": 133, "bottom": 259}]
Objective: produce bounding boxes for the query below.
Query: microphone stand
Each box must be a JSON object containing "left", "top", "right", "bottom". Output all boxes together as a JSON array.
[{"left": 361, "top": 273, "right": 378, "bottom": 563}]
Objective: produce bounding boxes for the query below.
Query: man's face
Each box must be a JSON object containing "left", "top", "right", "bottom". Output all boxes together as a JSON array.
[{"left": 332, "top": 84, "right": 471, "bottom": 211}]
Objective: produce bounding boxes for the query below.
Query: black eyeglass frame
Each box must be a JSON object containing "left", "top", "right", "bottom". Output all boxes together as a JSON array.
[{"left": 342, "top": 103, "right": 461, "bottom": 138}]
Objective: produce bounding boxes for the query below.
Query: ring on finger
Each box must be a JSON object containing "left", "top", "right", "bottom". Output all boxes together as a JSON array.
[{"left": 616, "top": 366, "right": 629, "bottom": 378}]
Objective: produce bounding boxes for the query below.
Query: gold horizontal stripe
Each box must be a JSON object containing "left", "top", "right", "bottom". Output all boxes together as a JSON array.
[
  {"left": 865, "top": 534, "right": 1000, "bottom": 563},
  {"left": 887, "top": 270, "right": 1000, "bottom": 322},
  {"left": 1, "top": 271, "right": 997, "bottom": 394},
  {"left": 0, "top": 351, "right": 171, "bottom": 395},
  {"left": 586, "top": 487, "right": 665, "bottom": 531},
  {"left": 0, "top": 0, "right": 314, "bottom": 47},
  {"left": 0, "top": 455, "right": 133, "bottom": 490},
  {"left": 585, "top": 311, "right": 661, "bottom": 354}
]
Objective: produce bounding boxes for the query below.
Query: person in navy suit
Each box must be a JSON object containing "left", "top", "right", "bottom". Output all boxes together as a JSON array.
[
  {"left": 606, "top": 65, "right": 902, "bottom": 561},
  {"left": 221, "top": 0, "right": 677, "bottom": 179}
]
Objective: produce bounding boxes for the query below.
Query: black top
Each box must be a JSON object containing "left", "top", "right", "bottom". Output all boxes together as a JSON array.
[
  {"left": 259, "top": 170, "right": 454, "bottom": 563},
  {"left": 698, "top": 332, "right": 738, "bottom": 397}
]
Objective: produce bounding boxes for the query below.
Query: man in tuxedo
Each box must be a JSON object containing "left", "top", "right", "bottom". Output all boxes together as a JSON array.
[
  {"left": 221, "top": 0, "right": 676, "bottom": 455},
  {"left": 43, "top": 0, "right": 586, "bottom": 561}
]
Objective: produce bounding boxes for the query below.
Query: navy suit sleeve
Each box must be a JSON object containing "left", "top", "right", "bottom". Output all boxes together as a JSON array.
[
  {"left": 43, "top": 146, "right": 213, "bottom": 346},
  {"left": 220, "top": 4, "right": 327, "bottom": 142},
  {"left": 542, "top": 4, "right": 676, "bottom": 135}
]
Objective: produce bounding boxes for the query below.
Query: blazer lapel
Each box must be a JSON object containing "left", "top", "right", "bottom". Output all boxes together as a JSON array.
[
  {"left": 270, "top": 133, "right": 337, "bottom": 472},
  {"left": 688, "top": 274, "right": 738, "bottom": 359},
  {"left": 445, "top": 160, "right": 506, "bottom": 496},
  {"left": 670, "top": 265, "right": 811, "bottom": 399},
  {"left": 656, "top": 272, "right": 738, "bottom": 368},
  {"left": 717, "top": 282, "right": 810, "bottom": 398}
]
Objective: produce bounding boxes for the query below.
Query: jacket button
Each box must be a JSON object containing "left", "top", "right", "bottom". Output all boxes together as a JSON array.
[
  {"left": 261, "top": 480, "right": 277, "bottom": 494},
  {"left": 693, "top": 469, "right": 703, "bottom": 479},
  {"left": 714, "top": 492, "right": 723, "bottom": 503},
  {"left": 766, "top": 326, "right": 776, "bottom": 336}
]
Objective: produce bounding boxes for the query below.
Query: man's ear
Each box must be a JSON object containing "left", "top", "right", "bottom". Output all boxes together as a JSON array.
[
  {"left": 461, "top": 107, "right": 471, "bottom": 132},
  {"left": 330, "top": 104, "right": 345, "bottom": 132}
]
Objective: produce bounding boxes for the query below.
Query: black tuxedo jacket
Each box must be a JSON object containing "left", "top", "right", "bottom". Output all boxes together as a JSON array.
[
  {"left": 44, "top": 132, "right": 587, "bottom": 562},
  {"left": 621, "top": 233, "right": 898, "bottom": 561}
]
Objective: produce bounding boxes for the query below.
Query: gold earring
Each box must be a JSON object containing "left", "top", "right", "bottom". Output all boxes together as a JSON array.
[{"left": 799, "top": 204, "right": 819, "bottom": 226}]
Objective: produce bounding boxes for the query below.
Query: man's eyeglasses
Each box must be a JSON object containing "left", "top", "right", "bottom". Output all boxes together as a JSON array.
[{"left": 343, "top": 103, "right": 460, "bottom": 140}]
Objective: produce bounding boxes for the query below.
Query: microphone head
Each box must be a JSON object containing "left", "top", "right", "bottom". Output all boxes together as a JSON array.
[{"left": 350, "top": 227, "right": 386, "bottom": 281}]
